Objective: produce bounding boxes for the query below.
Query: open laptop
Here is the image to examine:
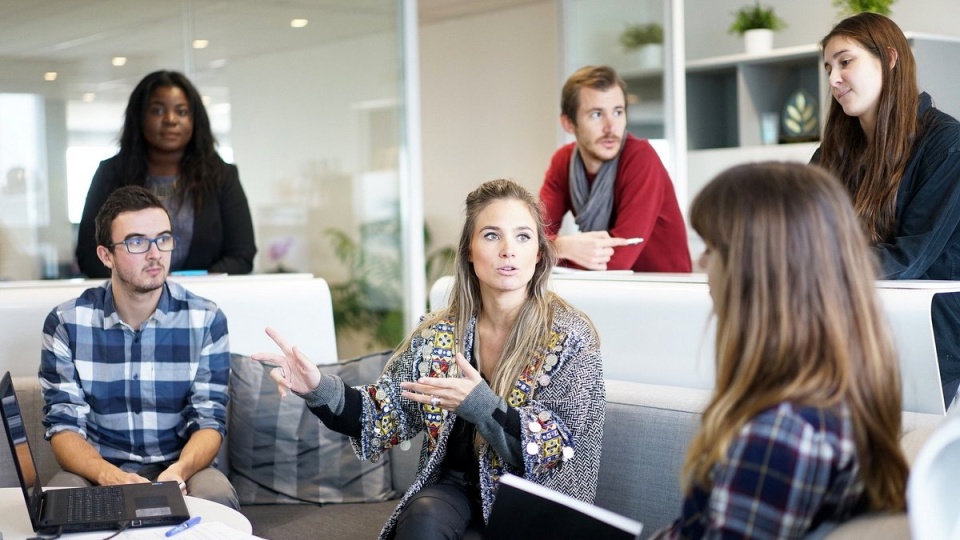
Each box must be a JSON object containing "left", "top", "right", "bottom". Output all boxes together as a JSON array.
[{"left": 0, "top": 372, "right": 190, "bottom": 534}]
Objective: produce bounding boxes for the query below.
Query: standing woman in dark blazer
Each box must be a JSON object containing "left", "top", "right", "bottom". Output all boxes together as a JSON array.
[
  {"left": 812, "top": 13, "right": 960, "bottom": 407},
  {"left": 76, "top": 70, "right": 256, "bottom": 277}
]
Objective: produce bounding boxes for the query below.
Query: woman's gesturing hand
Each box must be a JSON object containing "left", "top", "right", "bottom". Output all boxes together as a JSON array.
[
  {"left": 400, "top": 353, "right": 483, "bottom": 412},
  {"left": 251, "top": 327, "right": 322, "bottom": 397}
]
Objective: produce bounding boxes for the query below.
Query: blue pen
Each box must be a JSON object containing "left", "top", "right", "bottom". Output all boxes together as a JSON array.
[{"left": 166, "top": 516, "right": 201, "bottom": 537}]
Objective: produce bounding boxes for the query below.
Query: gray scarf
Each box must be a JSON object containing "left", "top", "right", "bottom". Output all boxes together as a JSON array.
[{"left": 569, "top": 137, "right": 625, "bottom": 232}]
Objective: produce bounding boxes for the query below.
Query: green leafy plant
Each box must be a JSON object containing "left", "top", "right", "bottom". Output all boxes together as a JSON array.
[
  {"left": 325, "top": 221, "right": 455, "bottom": 350},
  {"left": 833, "top": 0, "right": 895, "bottom": 16},
  {"left": 728, "top": 2, "right": 787, "bottom": 35},
  {"left": 619, "top": 23, "right": 664, "bottom": 51}
]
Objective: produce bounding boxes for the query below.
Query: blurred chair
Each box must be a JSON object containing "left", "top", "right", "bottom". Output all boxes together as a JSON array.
[{"left": 908, "top": 416, "right": 960, "bottom": 540}]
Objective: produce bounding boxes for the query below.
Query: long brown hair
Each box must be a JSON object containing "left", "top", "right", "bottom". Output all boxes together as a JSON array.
[
  {"left": 686, "top": 162, "right": 907, "bottom": 511},
  {"left": 818, "top": 13, "right": 918, "bottom": 242},
  {"left": 392, "top": 179, "right": 560, "bottom": 399}
]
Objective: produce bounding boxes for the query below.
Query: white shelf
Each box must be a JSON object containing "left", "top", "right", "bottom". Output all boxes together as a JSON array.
[
  {"left": 682, "top": 31, "right": 960, "bottom": 261},
  {"left": 686, "top": 43, "right": 820, "bottom": 72}
]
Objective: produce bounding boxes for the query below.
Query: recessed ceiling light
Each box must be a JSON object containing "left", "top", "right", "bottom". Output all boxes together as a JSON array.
[
  {"left": 82, "top": 93, "right": 96, "bottom": 102},
  {"left": 193, "top": 39, "right": 209, "bottom": 49},
  {"left": 43, "top": 72, "right": 57, "bottom": 81},
  {"left": 112, "top": 56, "right": 127, "bottom": 67},
  {"left": 290, "top": 19, "right": 308, "bottom": 28},
  {"left": 209, "top": 58, "right": 228, "bottom": 69}
]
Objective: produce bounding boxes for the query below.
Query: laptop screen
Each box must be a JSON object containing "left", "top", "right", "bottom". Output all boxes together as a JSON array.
[{"left": 1, "top": 372, "right": 46, "bottom": 528}]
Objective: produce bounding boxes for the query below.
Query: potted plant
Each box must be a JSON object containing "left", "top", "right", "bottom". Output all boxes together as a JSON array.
[
  {"left": 729, "top": 2, "right": 786, "bottom": 55},
  {"left": 620, "top": 23, "right": 664, "bottom": 69},
  {"left": 325, "top": 221, "right": 454, "bottom": 353},
  {"left": 833, "top": 0, "right": 896, "bottom": 16}
]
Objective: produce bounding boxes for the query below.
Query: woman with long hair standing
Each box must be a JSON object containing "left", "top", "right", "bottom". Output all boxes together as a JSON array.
[
  {"left": 76, "top": 70, "right": 256, "bottom": 277},
  {"left": 653, "top": 163, "right": 908, "bottom": 539},
  {"left": 812, "top": 12, "right": 960, "bottom": 407},
  {"left": 253, "top": 179, "right": 604, "bottom": 539}
]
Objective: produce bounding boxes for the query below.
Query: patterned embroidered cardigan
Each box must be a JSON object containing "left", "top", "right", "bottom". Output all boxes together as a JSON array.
[{"left": 350, "top": 299, "right": 606, "bottom": 539}]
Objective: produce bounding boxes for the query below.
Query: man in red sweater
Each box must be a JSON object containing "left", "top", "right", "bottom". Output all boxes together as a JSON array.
[{"left": 540, "top": 65, "right": 691, "bottom": 272}]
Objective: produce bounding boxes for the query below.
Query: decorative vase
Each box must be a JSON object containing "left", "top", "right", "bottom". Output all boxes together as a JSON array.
[{"left": 744, "top": 28, "right": 773, "bottom": 55}]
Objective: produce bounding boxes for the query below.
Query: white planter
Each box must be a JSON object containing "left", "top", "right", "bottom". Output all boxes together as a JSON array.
[
  {"left": 631, "top": 44, "right": 663, "bottom": 69},
  {"left": 744, "top": 28, "right": 774, "bottom": 55}
]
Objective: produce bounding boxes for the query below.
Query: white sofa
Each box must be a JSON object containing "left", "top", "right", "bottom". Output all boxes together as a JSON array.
[
  {"left": 431, "top": 273, "right": 959, "bottom": 415},
  {"left": 0, "top": 273, "right": 338, "bottom": 379},
  {"left": 427, "top": 272, "right": 953, "bottom": 537},
  {"left": 0, "top": 272, "right": 951, "bottom": 538}
]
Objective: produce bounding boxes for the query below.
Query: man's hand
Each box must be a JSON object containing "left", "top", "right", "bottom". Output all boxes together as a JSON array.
[
  {"left": 98, "top": 469, "right": 151, "bottom": 486},
  {"left": 554, "top": 231, "right": 632, "bottom": 270},
  {"left": 157, "top": 429, "right": 222, "bottom": 496},
  {"left": 51, "top": 430, "right": 150, "bottom": 486},
  {"left": 158, "top": 465, "right": 187, "bottom": 495}
]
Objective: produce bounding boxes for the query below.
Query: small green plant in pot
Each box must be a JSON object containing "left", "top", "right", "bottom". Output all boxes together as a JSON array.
[
  {"left": 833, "top": 0, "right": 896, "bottom": 17},
  {"left": 729, "top": 2, "right": 786, "bottom": 54},
  {"left": 620, "top": 23, "right": 664, "bottom": 50},
  {"left": 620, "top": 22, "right": 664, "bottom": 69},
  {"left": 729, "top": 2, "right": 787, "bottom": 34}
]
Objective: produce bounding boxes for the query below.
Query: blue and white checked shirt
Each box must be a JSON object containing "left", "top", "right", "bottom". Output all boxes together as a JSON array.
[
  {"left": 39, "top": 280, "right": 229, "bottom": 469},
  {"left": 656, "top": 402, "right": 868, "bottom": 539}
]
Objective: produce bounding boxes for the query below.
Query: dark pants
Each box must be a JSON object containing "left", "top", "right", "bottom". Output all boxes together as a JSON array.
[{"left": 394, "top": 472, "right": 484, "bottom": 540}]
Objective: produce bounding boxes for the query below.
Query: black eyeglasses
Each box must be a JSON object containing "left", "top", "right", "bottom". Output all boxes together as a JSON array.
[{"left": 108, "top": 235, "right": 176, "bottom": 254}]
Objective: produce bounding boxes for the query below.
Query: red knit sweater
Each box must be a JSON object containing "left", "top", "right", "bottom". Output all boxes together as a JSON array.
[{"left": 539, "top": 134, "right": 692, "bottom": 272}]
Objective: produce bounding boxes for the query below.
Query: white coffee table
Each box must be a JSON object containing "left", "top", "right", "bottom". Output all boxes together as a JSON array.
[{"left": 0, "top": 487, "right": 252, "bottom": 539}]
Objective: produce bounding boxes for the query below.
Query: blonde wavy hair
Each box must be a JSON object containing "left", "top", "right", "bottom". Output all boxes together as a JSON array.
[
  {"left": 686, "top": 162, "right": 907, "bottom": 511},
  {"left": 391, "top": 179, "right": 562, "bottom": 401}
]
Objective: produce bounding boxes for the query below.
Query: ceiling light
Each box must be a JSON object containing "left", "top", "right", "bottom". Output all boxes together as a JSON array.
[
  {"left": 112, "top": 56, "right": 127, "bottom": 66},
  {"left": 43, "top": 72, "right": 57, "bottom": 81},
  {"left": 82, "top": 93, "right": 95, "bottom": 102},
  {"left": 192, "top": 39, "right": 209, "bottom": 49},
  {"left": 290, "top": 19, "right": 308, "bottom": 28}
]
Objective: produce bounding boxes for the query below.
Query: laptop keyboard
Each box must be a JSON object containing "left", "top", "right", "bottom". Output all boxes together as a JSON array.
[{"left": 66, "top": 486, "right": 125, "bottom": 523}]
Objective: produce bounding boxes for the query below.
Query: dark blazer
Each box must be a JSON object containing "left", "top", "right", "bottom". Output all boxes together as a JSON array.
[
  {"left": 812, "top": 93, "right": 960, "bottom": 404},
  {"left": 75, "top": 155, "right": 257, "bottom": 277}
]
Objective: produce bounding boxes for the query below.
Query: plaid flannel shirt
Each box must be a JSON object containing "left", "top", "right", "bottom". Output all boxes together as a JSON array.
[
  {"left": 39, "top": 280, "right": 229, "bottom": 469},
  {"left": 657, "top": 402, "right": 868, "bottom": 539}
]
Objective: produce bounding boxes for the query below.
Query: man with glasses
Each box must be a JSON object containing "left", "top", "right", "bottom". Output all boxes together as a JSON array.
[{"left": 38, "top": 186, "right": 238, "bottom": 509}]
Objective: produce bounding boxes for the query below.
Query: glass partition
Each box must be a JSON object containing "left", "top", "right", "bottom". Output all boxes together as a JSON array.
[
  {"left": 0, "top": 0, "right": 413, "bottom": 357},
  {"left": 561, "top": 0, "right": 673, "bottom": 169}
]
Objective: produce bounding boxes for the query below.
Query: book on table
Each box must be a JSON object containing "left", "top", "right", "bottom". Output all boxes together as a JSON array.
[{"left": 486, "top": 473, "right": 643, "bottom": 540}]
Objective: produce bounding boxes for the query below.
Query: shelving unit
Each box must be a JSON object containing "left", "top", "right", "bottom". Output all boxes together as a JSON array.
[
  {"left": 684, "top": 34, "right": 960, "bottom": 198},
  {"left": 621, "top": 67, "right": 665, "bottom": 140},
  {"left": 686, "top": 43, "right": 824, "bottom": 150}
]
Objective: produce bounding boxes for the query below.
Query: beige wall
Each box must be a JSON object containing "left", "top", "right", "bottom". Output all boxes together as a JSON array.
[{"left": 419, "top": 1, "right": 560, "bottom": 253}]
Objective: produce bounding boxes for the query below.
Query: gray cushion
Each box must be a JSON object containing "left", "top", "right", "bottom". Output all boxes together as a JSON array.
[
  {"left": 227, "top": 351, "right": 395, "bottom": 504},
  {"left": 595, "top": 400, "right": 701, "bottom": 536}
]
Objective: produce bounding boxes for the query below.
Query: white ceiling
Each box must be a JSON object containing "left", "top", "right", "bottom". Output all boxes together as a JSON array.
[{"left": 0, "top": 0, "right": 548, "bottom": 102}]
